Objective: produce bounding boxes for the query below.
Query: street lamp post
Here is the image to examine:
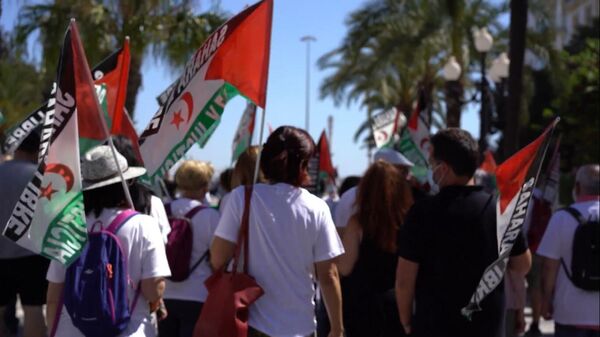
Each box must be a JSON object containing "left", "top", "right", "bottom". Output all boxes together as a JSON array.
[
  {"left": 489, "top": 52, "right": 510, "bottom": 137},
  {"left": 473, "top": 27, "right": 494, "bottom": 157},
  {"left": 301, "top": 35, "right": 316, "bottom": 133},
  {"left": 443, "top": 56, "right": 463, "bottom": 127}
]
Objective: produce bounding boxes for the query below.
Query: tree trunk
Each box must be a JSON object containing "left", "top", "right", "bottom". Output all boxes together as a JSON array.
[
  {"left": 125, "top": 54, "right": 143, "bottom": 121},
  {"left": 503, "top": 0, "right": 528, "bottom": 160},
  {"left": 446, "top": 0, "right": 465, "bottom": 128},
  {"left": 445, "top": 80, "right": 464, "bottom": 127}
]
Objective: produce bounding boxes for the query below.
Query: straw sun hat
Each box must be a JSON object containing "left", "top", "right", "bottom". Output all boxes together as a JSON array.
[{"left": 81, "top": 145, "right": 146, "bottom": 191}]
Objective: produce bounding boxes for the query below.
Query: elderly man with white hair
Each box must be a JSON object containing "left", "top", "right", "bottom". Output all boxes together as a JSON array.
[{"left": 538, "top": 164, "right": 600, "bottom": 337}]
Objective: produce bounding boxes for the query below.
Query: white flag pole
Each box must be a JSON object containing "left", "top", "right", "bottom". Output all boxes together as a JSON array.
[
  {"left": 253, "top": 107, "right": 267, "bottom": 185},
  {"left": 75, "top": 19, "right": 135, "bottom": 209}
]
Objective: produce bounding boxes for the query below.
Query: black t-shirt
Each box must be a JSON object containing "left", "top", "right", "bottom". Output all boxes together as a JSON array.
[{"left": 397, "top": 185, "right": 527, "bottom": 337}]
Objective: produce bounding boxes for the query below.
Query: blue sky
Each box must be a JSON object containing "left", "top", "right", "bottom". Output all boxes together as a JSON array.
[{"left": 1, "top": 0, "right": 481, "bottom": 178}]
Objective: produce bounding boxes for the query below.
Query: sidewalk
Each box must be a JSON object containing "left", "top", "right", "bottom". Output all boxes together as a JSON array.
[{"left": 525, "top": 307, "right": 555, "bottom": 336}]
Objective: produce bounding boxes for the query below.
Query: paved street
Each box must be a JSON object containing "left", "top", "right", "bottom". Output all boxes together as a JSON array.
[{"left": 8, "top": 298, "right": 556, "bottom": 337}]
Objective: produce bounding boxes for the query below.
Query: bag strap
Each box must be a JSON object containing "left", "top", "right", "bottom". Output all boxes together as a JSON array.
[
  {"left": 165, "top": 203, "right": 172, "bottom": 217},
  {"left": 232, "top": 185, "right": 253, "bottom": 274},
  {"left": 106, "top": 209, "right": 139, "bottom": 234},
  {"left": 184, "top": 205, "right": 206, "bottom": 219},
  {"left": 189, "top": 250, "right": 210, "bottom": 275},
  {"left": 562, "top": 207, "right": 585, "bottom": 225},
  {"left": 559, "top": 207, "right": 584, "bottom": 283}
]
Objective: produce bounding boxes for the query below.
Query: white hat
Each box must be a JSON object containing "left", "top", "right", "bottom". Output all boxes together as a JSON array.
[
  {"left": 81, "top": 145, "right": 146, "bottom": 191},
  {"left": 373, "top": 148, "right": 414, "bottom": 167}
]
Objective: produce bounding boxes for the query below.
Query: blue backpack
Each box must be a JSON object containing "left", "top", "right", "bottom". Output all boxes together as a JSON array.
[{"left": 63, "top": 209, "right": 141, "bottom": 337}]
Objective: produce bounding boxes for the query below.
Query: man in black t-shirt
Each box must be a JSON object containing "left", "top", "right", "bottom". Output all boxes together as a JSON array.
[{"left": 395, "top": 128, "right": 531, "bottom": 337}]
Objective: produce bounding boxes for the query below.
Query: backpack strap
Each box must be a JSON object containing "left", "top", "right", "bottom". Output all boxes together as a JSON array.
[
  {"left": 559, "top": 207, "right": 584, "bottom": 282},
  {"left": 184, "top": 205, "right": 208, "bottom": 274},
  {"left": 562, "top": 207, "right": 585, "bottom": 225},
  {"left": 106, "top": 209, "right": 139, "bottom": 234},
  {"left": 184, "top": 205, "right": 206, "bottom": 219},
  {"left": 164, "top": 203, "right": 173, "bottom": 217}
]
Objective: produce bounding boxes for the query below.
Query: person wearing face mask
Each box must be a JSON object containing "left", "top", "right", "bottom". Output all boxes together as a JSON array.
[{"left": 395, "top": 128, "right": 532, "bottom": 337}]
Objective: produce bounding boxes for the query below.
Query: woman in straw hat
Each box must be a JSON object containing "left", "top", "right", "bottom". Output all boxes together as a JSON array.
[{"left": 46, "top": 145, "right": 171, "bottom": 337}]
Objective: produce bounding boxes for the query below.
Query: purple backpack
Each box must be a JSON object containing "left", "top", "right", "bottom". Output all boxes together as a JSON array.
[
  {"left": 165, "top": 203, "right": 208, "bottom": 282},
  {"left": 63, "top": 209, "right": 141, "bottom": 337}
]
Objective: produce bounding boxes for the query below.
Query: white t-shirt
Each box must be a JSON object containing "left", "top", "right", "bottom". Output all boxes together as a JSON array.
[
  {"left": 215, "top": 183, "right": 344, "bottom": 337},
  {"left": 334, "top": 186, "right": 357, "bottom": 228},
  {"left": 47, "top": 209, "right": 172, "bottom": 337},
  {"left": 219, "top": 192, "right": 232, "bottom": 214},
  {"left": 150, "top": 195, "right": 171, "bottom": 243},
  {"left": 537, "top": 200, "right": 600, "bottom": 326},
  {"left": 163, "top": 198, "right": 220, "bottom": 302}
]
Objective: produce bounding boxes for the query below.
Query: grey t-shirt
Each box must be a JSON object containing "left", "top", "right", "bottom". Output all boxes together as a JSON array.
[{"left": 0, "top": 159, "right": 37, "bottom": 259}]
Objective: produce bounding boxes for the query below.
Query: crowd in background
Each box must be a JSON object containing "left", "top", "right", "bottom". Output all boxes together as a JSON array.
[{"left": 0, "top": 126, "right": 598, "bottom": 337}]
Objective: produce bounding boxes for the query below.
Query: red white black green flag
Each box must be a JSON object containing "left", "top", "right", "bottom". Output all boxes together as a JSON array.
[
  {"left": 2, "top": 21, "right": 108, "bottom": 265},
  {"left": 231, "top": 101, "right": 257, "bottom": 163},
  {"left": 2, "top": 41, "right": 135, "bottom": 157},
  {"left": 139, "top": 0, "right": 273, "bottom": 185},
  {"left": 462, "top": 117, "right": 560, "bottom": 318}
]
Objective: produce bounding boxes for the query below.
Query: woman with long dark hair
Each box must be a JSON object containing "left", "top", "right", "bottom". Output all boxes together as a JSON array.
[
  {"left": 337, "top": 160, "right": 414, "bottom": 337},
  {"left": 210, "top": 126, "right": 345, "bottom": 337}
]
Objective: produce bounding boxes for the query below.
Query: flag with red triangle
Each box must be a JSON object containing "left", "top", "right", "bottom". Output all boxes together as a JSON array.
[
  {"left": 318, "top": 130, "right": 335, "bottom": 182},
  {"left": 3, "top": 42, "right": 136, "bottom": 158},
  {"left": 139, "top": 0, "right": 273, "bottom": 185},
  {"left": 91, "top": 38, "right": 140, "bottom": 161},
  {"left": 396, "top": 95, "right": 430, "bottom": 184},
  {"left": 480, "top": 150, "right": 498, "bottom": 174},
  {"left": 2, "top": 20, "right": 108, "bottom": 265},
  {"left": 462, "top": 117, "right": 560, "bottom": 318}
]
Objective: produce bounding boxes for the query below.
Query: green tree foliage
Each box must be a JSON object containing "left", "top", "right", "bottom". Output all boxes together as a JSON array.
[
  {"left": 526, "top": 18, "right": 599, "bottom": 169},
  {"left": 13, "top": 0, "right": 227, "bottom": 119},
  {"left": 318, "top": 0, "right": 505, "bottom": 151},
  {"left": 0, "top": 29, "right": 45, "bottom": 139}
]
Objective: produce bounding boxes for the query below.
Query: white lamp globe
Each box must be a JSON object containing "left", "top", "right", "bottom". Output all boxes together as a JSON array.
[
  {"left": 474, "top": 27, "right": 494, "bottom": 53},
  {"left": 443, "top": 56, "right": 462, "bottom": 81}
]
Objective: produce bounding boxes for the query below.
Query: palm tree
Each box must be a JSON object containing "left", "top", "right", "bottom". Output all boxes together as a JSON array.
[
  {"left": 319, "top": 0, "right": 505, "bottom": 143},
  {"left": 0, "top": 28, "right": 45, "bottom": 137},
  {"left": 14, "top": 0, "right": 227, "bottom": 118}
]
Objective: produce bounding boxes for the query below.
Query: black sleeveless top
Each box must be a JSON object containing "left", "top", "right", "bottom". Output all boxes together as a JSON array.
[{"left": 341, "top": 232, "right": 403, "bottom": 337}]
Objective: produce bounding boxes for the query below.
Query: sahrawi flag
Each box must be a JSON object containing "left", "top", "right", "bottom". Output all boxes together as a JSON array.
[
  {"left": 2, "top": 40, "right": 136, "bottom": 157},
  {"left": 231, "top": 101, "right": 257, "bottom": 163},
  {"left": 462, "top": 117, "right": 560, "bottom": 318},
  {"left": 2, "top": 20, "right": 108, "bottom": 265},
  {"left": 396, "top": 96, "right": 430, "bottom": 184},
  {"left": 371, "top": 107, "right": 401, "bottom": 149},
  {"left": 139, "top": 0, "right": 273, "bottom": 185}
]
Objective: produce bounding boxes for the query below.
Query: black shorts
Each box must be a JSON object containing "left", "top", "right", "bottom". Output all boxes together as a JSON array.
[{"left": 0, "top": 255, "right": 50, "bottom": 306}]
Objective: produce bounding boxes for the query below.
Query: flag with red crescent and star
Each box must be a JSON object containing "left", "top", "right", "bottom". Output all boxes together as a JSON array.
[
  {"left": 2, "top": 20, "right": 109, "bottom": 265},
  {"left": 139, "top": 0, "right": 273, "bottom": 185},
  {"left": 396, "top": 91, "right": 431, "bottom": 184}
]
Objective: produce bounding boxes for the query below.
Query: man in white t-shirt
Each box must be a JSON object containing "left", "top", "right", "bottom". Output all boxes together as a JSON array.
[
  {"left": 334, "top": 148, "right": 414, "bottom": 230},
  {"left": 46, "top": 146, "right": 171, "bottom": 337},
  {"left": 538, "top": 164, "right": 600, "bottom": 337}
]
